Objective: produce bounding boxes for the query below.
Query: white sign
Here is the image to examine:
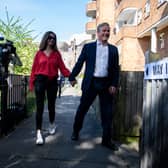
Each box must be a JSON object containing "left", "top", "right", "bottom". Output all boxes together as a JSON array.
[{"left": 144, "top": 57, "right": 168, "bottom": 80}]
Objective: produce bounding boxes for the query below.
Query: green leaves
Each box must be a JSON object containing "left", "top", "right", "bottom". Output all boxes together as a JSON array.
[{"left": 0, "top": 8, "right": 38, "bottom": 75}]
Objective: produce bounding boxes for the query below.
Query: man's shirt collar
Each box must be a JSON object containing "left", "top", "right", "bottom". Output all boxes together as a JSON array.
[{"left": 97, "top": 40, "right": 108, "bottom": 46}]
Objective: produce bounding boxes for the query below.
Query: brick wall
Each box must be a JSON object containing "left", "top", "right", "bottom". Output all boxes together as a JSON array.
[
  {"left": 137, "top": 0, "right": 168, "bottom": 35},
  {"left": 86, "top": 0, "right": 168, "bottom": 71},
  {"left": 120, "top": 38, "right": 145, "bottom": 71}
]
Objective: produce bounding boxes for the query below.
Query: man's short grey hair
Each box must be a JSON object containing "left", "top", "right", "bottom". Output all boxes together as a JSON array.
[{"left": 97, "top": 22, "right": 110, "bottom": 32}]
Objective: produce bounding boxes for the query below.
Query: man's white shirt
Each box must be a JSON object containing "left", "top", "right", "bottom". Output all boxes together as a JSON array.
[{"left": 94, "top": 40, "right": 109, "bottom": 77}]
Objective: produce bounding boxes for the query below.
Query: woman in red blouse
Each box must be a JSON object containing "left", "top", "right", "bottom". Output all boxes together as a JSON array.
[{"left": 29, "top": 31, "right": 70, "bottom": 145}]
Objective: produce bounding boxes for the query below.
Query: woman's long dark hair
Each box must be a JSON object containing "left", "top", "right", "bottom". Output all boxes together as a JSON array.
[{"left": 39, "top": 31, "right": 58, "bottom": 51}]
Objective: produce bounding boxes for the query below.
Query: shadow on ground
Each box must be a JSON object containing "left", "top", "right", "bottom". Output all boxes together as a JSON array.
[{"left": 0, "top": 88, "right": 139, "bottom": 168}]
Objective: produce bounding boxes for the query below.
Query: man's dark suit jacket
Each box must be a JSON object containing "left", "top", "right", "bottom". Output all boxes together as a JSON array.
[{"left": 69, "top": 41, "right": 119, "bottom": 92}]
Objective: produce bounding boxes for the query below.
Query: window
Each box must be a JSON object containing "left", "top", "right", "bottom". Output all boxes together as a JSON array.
[
  {"left": 115, "top": 23, "right": 119, "bottom": 34},
  {"left": 115, "top": 1, "right": 119, "bottom": 9},
  {"left": 113, "top": 27, "right": 116, "bottom": 35},
  {"left": 159, "top": 33, "right": 165, "bottom": 49},
  {"left": 115, "top": 0, "right": 123, "bottom": 9},
  {"left": 144, "top": 0, "right": 150, "bottom": 18},
  {"left": 158, "top": 0, "right": 168, "bottom": 5},
  {"left": 137, "top": 9, "right": 142, "bottom": 24}
]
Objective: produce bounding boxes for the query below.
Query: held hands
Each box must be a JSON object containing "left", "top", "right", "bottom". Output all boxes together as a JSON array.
[
  {"left": 70, "top": 80, "right": 77, "bottom": 87},
  {"left": 108, "top": 86, "right": 117, "bottom": 95}
]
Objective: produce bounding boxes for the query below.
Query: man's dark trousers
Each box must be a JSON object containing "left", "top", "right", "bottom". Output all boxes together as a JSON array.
[{"left": 73, "top": 77, "right": 114, "bottom": 142}]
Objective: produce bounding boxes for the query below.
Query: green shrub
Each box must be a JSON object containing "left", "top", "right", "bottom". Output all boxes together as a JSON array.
[{"left": 26, "top": 91, "right": 36, "bottom": 116}]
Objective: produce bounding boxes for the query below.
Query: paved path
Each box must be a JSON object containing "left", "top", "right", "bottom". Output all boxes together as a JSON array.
[{"left": 0, "top": 87, "right": 139, "bottom": 168}]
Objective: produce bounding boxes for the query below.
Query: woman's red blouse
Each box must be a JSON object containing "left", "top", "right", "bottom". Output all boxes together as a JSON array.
[{"left": 29, "top": 50, "right": 70, "bottom": 91}]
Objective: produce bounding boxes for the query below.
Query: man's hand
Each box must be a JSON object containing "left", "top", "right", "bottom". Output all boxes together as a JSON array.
[
  {"left": 108, "top": 86, "right": 117, "bottom": 95},
  {"left": 70, "top": 80, "right": 77, "bottom": 87}
]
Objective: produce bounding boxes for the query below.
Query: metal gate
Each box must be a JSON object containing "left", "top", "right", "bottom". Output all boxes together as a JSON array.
[{"left": 0, "top": 74, "right": 27, "bottom": 135}]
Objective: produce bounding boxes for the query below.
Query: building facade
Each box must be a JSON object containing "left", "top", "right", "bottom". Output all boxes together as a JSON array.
[{"left": 86, "top": 0, "right": 168, "bottom": 71}]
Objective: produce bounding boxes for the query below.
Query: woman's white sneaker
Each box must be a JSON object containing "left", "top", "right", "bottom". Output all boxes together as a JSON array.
[
  {"left": 36, "top": 130, "right": 44, "bottom": 145},
  {"left": 48, "top": 123, "right": 57, "bottom": 135}
]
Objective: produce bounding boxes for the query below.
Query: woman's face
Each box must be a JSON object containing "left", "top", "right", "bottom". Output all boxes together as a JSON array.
[{"left": 47, "top": 33, "right": 56, "bottom": 47}]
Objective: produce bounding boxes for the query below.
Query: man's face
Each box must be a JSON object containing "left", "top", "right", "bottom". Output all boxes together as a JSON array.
[{"left": 97, "top": 25, "right": 110, "bottom": 43}]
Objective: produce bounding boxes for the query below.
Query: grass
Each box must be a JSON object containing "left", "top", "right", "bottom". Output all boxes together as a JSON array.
[{"left": 26, "top": 91, "right": 36, "bottom": 117}]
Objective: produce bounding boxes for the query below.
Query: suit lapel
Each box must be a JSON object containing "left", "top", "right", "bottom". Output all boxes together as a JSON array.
[
  {"left": 92, "top": 41, "right": 97, "bottom": 66},
  {"left": 108, "top": 44, "right": 112, "bottom": 67}
]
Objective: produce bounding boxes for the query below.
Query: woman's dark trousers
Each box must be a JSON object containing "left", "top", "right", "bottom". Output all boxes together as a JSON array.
[{"left": 34, "top": 75, "right": 58, "bottom": 130}]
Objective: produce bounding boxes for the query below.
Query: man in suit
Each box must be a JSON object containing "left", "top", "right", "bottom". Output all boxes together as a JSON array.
[
  {"left": 57, "top": 74, "right": 65, "bottom": 98},
  {"left": 69, "top": 22, "right": 119, "bottom": 151}
]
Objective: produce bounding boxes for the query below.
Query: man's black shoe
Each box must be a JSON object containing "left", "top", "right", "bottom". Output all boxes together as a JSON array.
[
  {"left": 71, "top": 132, "right": 79, "bottom": 141},
  {"left": 101, "top": 142, "right": 119, "bottom": 151}
]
